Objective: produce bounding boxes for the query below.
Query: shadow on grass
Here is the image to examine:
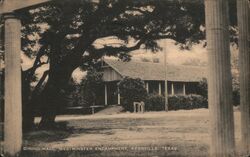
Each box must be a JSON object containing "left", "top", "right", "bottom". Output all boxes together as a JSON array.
[
  {"left": 24, "top": 121, "right": 115, "bottom": 145},
  {"left": 24, "top": 122, "right": 73, "bottom": 144},
  {"left": 72, "top": 127, "right": 114, "bottom": 136}
]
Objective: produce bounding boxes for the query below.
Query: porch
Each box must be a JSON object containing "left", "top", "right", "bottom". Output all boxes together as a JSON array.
[{"left": 103, "top": 80, "right": 200, "bottom": 106}]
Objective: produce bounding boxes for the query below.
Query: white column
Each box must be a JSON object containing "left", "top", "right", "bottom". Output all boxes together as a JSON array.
[
  {"left": 158, "top": 82, "right": 162, "bottom": 95},
  {"left": 237, "top": 0, "right": 250, "bottom": 154},
  {"left": 183, "top": 83, "right": 186, "bottom": 96},
  {"left": 205, "top": 0, "right": 235, "bottom": 156},
  {"left": 145, "top": 82, "right": 149, "bottom": 93},
  {"left": 171, "top": 82, "right": 174, "bottom": 95},
  {"left": 4, "top": 13, "right": 22, "bottom": 156},
  {"left": 164, "top": 80, "right": 168, "bottom": 111},
  {"left": 104, "top": 83, "right": 108, "bottom": 105},
  {"left": 117, "top": 86, "right": 120, "bottom": 105}
]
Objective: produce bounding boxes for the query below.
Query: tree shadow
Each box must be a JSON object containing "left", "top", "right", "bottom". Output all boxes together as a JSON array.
[
  {"left": 24, "top": 122, "right": 73, "bottom": 144},
  {"left": 71, "top": 127, "right": 115, "bottom": 136},
  {"left": 24, "top": 121, "right": 115, "bottom": 145}
]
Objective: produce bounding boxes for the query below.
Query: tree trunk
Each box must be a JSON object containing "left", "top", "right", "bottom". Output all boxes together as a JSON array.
[
  {"left": 36, "top": 28, "right": 94, "bottom": 129},
  {"left": 38, "top": 64, "right": 75, "bottom": 129},
  {"left": 205, "top": 0, "right": 235, "bottom": 156},
  {"left": 237, "top": 0, "right": 250, "bottom": 154},
  {"left": 21, "top": 70, "right": 34, "bottom": 132}
]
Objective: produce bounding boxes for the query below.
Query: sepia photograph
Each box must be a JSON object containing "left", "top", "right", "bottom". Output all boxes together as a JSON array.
[{"left": 0, "top": 0, "right": 249, "bottom": 156}]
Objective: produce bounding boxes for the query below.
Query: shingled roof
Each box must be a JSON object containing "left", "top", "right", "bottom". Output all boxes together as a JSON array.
[{"left": 104, "top": 58, "right": 207, "bottom": 82}]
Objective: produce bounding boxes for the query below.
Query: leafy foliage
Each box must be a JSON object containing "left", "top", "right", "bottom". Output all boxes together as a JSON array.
[
  {"left": 168, "top": 95, "right": 208, "bottom": 110},
  {"left": 118, "top": 77, "right": 147, "bottom": 111},
  {"left": 69, "top": 68, "right": 103, "bottom": 107},
  {"left": 144, "top": 93, "right": 208, "bottom": 111},
  {"left": 196, "top": 77, "right": 240, "bottom": 106},
  {"left": 197, "top": 78, "right": 208, "bottom": 99},
  {"left": 81, "top": 68, "right": 103, "bottom": 106},
  {"left": 145, "top": 94, "right": 165, "bottom": 111}
]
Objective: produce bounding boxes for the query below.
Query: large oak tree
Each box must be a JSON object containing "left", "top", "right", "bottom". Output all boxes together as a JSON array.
[{"left": 14, "top": 0, "right": 236, "bottom": 129}]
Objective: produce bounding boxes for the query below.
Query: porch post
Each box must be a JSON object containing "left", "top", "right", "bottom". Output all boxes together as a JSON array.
[
  {"left": 183, "top": 83, "right": 186, "bottom": 96},
  {"left": 171, "top": 82, "right": 174, "bottom": 95},
  {"left": 237, "top": 0, "right": 250, "bottom": 154},
  {"left": 4, "top": 13, "right": 22, "bottom": 156},
  {"left": 117, "top": 86, "right": 120, "bottom": 105},
  {"left": 145, "top": 82, "right": 149, "bottom": 93},
  {"left": 104, "top": 83, "right": 108, "bottom": 105},
  {"left": 158, "top": 82, "right": 161, "bottom": 95},
  {"left": 205, "top": 0, "right": 235, "bottom": 156}
]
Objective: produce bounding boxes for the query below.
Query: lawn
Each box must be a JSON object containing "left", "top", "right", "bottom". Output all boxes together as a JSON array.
[{"left": 21, "top": 109, "right": 242, "bottom": 157}]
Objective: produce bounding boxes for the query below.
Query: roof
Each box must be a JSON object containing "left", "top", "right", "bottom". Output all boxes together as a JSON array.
[{"left": 103, "top": 58, "right": 207, "bottom": 82}]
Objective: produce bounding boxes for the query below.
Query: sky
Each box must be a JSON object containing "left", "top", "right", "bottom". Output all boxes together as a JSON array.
[{"left": 130, "top": 39, "right": 208, "bottom": 65}]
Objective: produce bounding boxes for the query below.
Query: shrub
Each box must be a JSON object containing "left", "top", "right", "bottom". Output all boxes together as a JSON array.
[
  {"left": 118, "top": 77, "right": 148, "bottom": 111},
  {"left": 144, "top": 94, "right": 207, "bottom": 111},
  {"left": 197, "top": 77, "right": 240, "bottom": 106},
  {"left": 168, "top": 94, "right": 208, "bottom": 110},
  {"left": 145, "top": 94, "right": 165, "bottom": 111},
  {"left": 67, "top": 68, "right": 103, "bottom": 107},
  {"left": 197, "top": 78, "right": 208, "bottom": 99}
]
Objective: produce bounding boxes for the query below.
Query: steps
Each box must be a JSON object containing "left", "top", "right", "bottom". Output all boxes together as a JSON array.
[{"left": 95, "top": 105, "right": 124, "bottom": 115}]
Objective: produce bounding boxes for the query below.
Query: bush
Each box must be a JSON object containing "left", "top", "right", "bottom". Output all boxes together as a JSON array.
[
  {"left": 197, "top": 78, "right": 240, "bottom": 106},
  {"left": 145, "top": 94, "right": 165, "bottom": 111},
  {"left": 144, "top": 94, "right": 207, "bottom": 111},
  {"left": 67, "top": 68, "right": 103, "bottom": 107},
  {"left": 168, "top": 94, "right": 208, "bottom": 110},
  {"left": 197, "top": 78, "right": 208, "bottom": 99},
  {"left": 118, "top": 77, "right": 148, "bottom": 112}
]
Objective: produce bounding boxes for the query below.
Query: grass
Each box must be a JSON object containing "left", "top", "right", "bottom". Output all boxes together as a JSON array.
[{"left": 6, "top": 109, "right": 245, "bottom": 156}]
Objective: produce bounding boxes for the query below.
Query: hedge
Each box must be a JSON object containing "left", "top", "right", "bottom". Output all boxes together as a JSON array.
[
  {"left": 145, "top": 94, "right": 208, "bottom": 111},
  {"left": 168, "top": 94, "right": 208, "bottom": 110},
  {"left": 145, "top": 94, "right": 165, "bottom": 111}
]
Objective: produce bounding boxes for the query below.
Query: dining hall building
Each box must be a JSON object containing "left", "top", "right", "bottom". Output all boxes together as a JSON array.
[{"left": 101, "top": 58, "right": 207, "bottom": 105}]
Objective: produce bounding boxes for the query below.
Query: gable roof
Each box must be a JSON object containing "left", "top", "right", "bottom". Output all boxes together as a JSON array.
[{"left": 103, "top": 58, "right": 207, "bottom": 82}]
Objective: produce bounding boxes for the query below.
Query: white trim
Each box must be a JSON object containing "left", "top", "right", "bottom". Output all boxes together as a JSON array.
[
  {"left": 105, "top": 84, "right": 108, "bottom": 105},
  {"left": 146, "top": 82, "right": 149, "bottom": 93},
  {"left": 183, "top": 83, "right": 186, "bottom": 95},
  {"left": 171, "top": 82, "right": 174, "bottom": 95},
  {"left": 158, "top": 82, "right": 162, "bottom": 95},
  {"left": 117, "top": 87, "right": 121, "bottom": 105}
]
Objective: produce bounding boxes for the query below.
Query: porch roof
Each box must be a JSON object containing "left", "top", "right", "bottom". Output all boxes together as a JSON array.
[{"left": 103, "top": 58, "right": 207, "bottom": 82}]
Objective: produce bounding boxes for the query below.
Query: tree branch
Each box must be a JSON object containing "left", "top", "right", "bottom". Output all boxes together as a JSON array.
[
  {"left": 24, "top": 44, "right": 49, "bottom": 81},
  {"left": 31, "top": 70, "right": 49, "bottom": 98}
]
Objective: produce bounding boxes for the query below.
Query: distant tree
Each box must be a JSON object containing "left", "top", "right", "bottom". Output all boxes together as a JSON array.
[
  {"left": 79, "top": 68, "right": 103, "bottom": 106},
  {"left": 66, "top": 68, "right": 103, "bottom": 109}
]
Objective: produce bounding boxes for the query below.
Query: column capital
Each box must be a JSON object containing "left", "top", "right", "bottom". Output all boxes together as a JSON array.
[{"left": 2, "top": 12, "right": 19, "bottom": 20}]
